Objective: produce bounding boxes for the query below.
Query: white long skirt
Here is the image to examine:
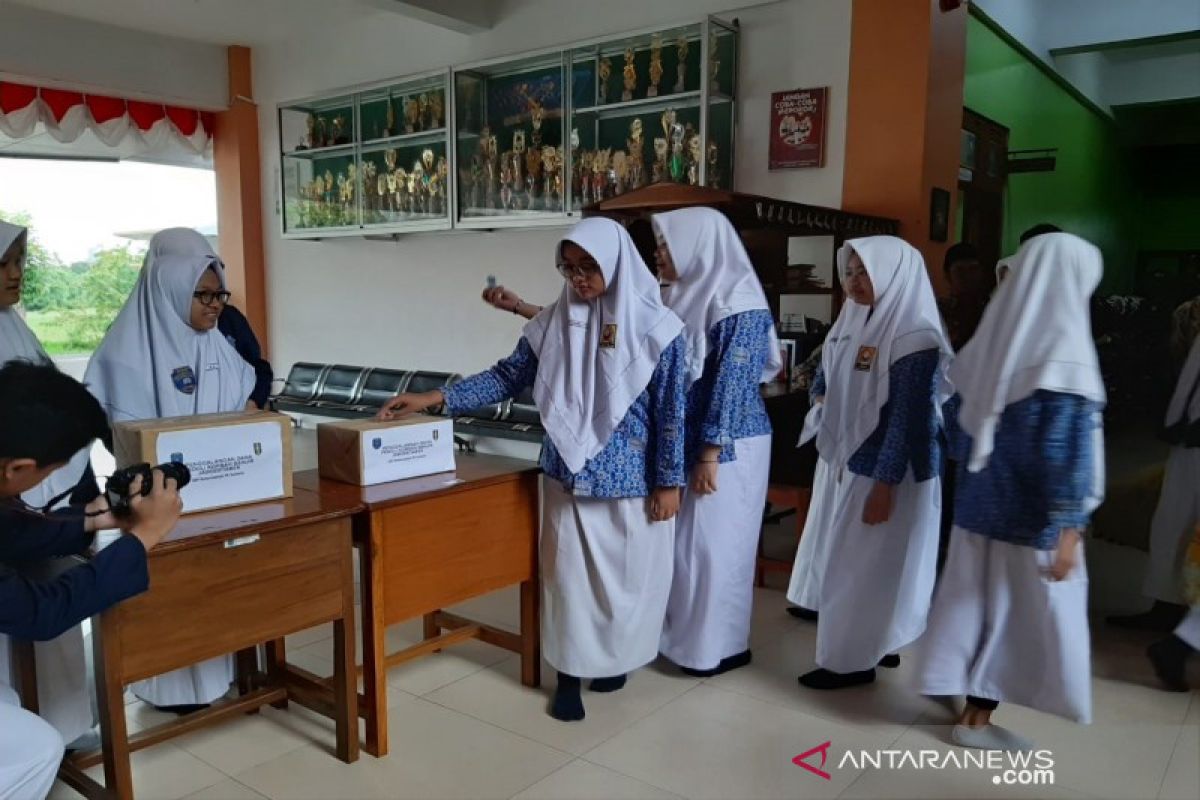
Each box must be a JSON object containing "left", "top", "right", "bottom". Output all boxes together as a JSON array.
[
  {"left": 0, "top": 684, "right": 63, "bottom": 800},
  {"left": 786, "top": 458, "right": 835, "bottom": 611},
  {"left": 914, "top": 527, "right": 1092, "bottom": 723},
  {"left": 794, "top": 466, "right": 940, "bottom": 673},
  {"left": 0, "top": 631, "right": 91, "bottom": 744},
  {"left": 131, "top": 657, "right": 233, "bottom": 707},
  {"left": 541, "top": 479, "right": 675, "bottom": 678},
  {"left": 661, "top": 435, "right": 771, "bottom": 670},
  {"left": 1143, "top": 447, "right": 1200, "bottom": 604}
]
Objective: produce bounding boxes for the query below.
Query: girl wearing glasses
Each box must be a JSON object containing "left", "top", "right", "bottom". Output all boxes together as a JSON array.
[
  {"left": 379, "top": 217, "right": 688, "bottom": 722},
  {"left": 649, "top": 207, "right": 781, "bottom": 678},
  {"left": 85, "top": 227, "right": 256, "bottom": 714}
]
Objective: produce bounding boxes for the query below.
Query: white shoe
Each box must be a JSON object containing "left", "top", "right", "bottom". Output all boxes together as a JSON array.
[{"left": 952, "top": 724, "right": 1034, "bottom": 753}]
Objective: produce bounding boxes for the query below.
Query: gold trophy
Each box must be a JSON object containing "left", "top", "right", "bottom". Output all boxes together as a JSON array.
[
  {"left": 403, "top": 97, "right": 418, "bottom": 134},
  {"left": 652, "top": 137, "right": 668, "bottom": 183},
  {"left": 395, "top": 167, "right": 409, "bottom": 213},
  {"left": 648, "top": 34, "right": 664, "bottom": 98},
  {"left": 384, "top": 90, "right": 396, "bottom": 138},
  {"left": 530, "top": 104, "right": 545, "bottom": 149},
  {"left": 627, "top": 119, "right": 645, "bottom": 188},
  {"left": 674, "top": 36, "right": 689, "bottom": 94},
  {"left": 304, "top": 114, "right": 316, "bottom": 149},
  {"left": 417, "top": 93, "right": 431, "bottom": 131},
  {"left": 686, "top": 132, "right": 702, "bottom": 185},
  {"left": 621, "top": 47, "right": 637, "bottom": 102},
  {"left": 611, "top": 150, "right": 627, "bottom": 196},
  {"left": 430, "top": 91, "right": 444, "bottom": 129},
  {"left": 377, "top": 173, "right": 389, "bottom": 212},
  {"left": 598, "top": 57, "right": 612, "bottom": 103},
  {"left": 332, "top": 115, "right": 349, "bottom": 145}
]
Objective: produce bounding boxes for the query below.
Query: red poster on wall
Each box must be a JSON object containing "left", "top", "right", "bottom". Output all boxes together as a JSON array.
[{"left": 769, "top": 87, "right": 828, "bottom": 170}]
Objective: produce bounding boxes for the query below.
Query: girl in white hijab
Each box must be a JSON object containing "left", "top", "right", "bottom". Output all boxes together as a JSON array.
[
  {"left": 1140, "top": 330, "right": 1200, "bottom": 690},
  {"left": 1111, "top": 320, "right": 1200, "bottom": 634},
  {"left": 914, "top": 232, "right": 1106, "bottom": 751},
  {"left": 0, "top": 221, "right": 97, "bottom": 747},
  {"left": 85, "top": 227, "right": 255, "bottom": 712},
  {"left": 651, "top": 207, "right": 781, "bottom": 676},
  {"left": 787, "top": 236, "right": 951, "bottom": 690},
  {"left": 380, "top": 217, "right": 688, "bottom": 722}
]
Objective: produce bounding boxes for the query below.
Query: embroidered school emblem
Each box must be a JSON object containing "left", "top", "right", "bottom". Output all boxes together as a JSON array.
[
  {"left": 171, "top": 366, "right": 197, "bottom": 394},
  {"left": 372, "top": 437, "right": 383, "bottom": 450},
  {"left": 170, "top": 452, "right": 184, "bottom": 464},
  {"left": 253, "top": 442, "right": 263, "bottom": 456},
  {"left": 854, "top": 346, "right": 878, "bottom": 372},
  {"left": 600, "top": 323, "right": 618, "bottom": 349}
]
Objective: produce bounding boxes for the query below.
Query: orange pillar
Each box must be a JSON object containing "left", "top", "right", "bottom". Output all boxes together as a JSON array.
[
  {"left": 842, "top": 0, "right": 967, "bottom": 292},
  {"left": 213, "top": 45, "right": 269, "bottom": 352}
]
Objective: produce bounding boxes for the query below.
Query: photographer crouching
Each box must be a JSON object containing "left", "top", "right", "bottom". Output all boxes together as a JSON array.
[{"left": 0, "top": 362, "right": 181, "bottom": 800}]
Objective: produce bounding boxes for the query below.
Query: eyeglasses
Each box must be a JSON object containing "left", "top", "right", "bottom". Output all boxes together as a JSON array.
[
  {"left": 556, "top": 261, "right": 601, "bottom": 280},
  {"left": 193, "top": 290, "right": 232, "bottom": 307}
]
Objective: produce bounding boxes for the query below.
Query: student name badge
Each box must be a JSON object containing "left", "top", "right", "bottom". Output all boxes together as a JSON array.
[
  {"left": 171, "top": 366, "right": 197, "bottom": 395},
  {"left": 599, "top": 323, "right": 618, "bottom": 349},
  {"left": 854, "top": 346, "right": 878, "bottom": 372}
]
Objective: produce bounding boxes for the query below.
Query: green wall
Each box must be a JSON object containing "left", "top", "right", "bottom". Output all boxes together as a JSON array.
[{"left": 963, "top": 16, "right": 1136, "bottom": 289}]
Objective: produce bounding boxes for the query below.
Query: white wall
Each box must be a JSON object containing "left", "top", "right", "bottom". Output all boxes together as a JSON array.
[
  {"left": 255, "top": 0, "right": 852, "bottom": 379},
  {"left": 0, "top": 2, "right": 228, "bottom": 109}
]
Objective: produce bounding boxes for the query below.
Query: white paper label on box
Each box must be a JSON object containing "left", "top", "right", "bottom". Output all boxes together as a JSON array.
[
  {"left": 359, "top": 421, "right": 454, "bottom": 485},
  {"left": 156, "top": 421, "right": 284, "bottom": 512}
]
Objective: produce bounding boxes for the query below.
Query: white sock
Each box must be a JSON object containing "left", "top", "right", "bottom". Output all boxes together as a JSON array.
[{"left": 952, "top": 724, "right": 1035, "bottom": 753}]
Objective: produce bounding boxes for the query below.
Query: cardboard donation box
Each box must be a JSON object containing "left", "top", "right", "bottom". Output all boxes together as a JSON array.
[
  {"left": 318, "top": 416, "right": 456, "bottom": 486},
  {"left": 112, "top": 411, "right": 293, "bottom": 514}
]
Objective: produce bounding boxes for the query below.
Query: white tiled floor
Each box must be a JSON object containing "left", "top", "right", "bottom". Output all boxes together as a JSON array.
[{"left": 47, "top": 571, "right": 1199, "bottom": 800}]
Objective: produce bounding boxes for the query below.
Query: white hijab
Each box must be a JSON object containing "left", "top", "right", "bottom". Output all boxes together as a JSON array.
[
  {"left": 1, "top": 222, "right": 94, "bottom": 509},
  {"left": 815, "top": 236, "right": 952, "bottom": 471},
  {"left": 950, "top": 232, "right": 1106, "bottom": 475},
  {"left": 652, "top": 207, "right": 782, "bottom": 385},
  {"left": 84, "top": 228, "right": 255, "bottom": 423},
  {"left": 523, "top": 217, "right": 684, "bottom": 475},
  {"left": 1166, "top": 328, "right": 1200, "bottom": 430}
]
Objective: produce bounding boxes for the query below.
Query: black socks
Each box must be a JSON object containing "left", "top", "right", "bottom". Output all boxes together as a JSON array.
[
  {"left": 680, "top": 649, "right": 753, "bottom": 678},
  {"left": 551, "top": 673, "right": 584, "bottom": 721},
  {"left": 798, "top": 667, "right": 876, "bottom": 690},
  {"left": 589, "top": 674, "right": 627, "bottom": 693}
]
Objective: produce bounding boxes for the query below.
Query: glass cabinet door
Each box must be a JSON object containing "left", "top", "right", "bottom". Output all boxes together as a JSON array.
[
  {"left": 279, "top": 93, "right": 359, "bottom": 234},
  {"left": 453, "top": 52, "right": 567, "bottom": 226}
]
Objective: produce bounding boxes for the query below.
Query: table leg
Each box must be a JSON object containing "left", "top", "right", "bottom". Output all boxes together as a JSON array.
[
  {"left": 423, "top": 612, "right": 440, "bottom": 642},
  {"left": 520, "top": 578, "right": 541, "bottom": 688},
  {"left": 332, "top": 615, "right": 359, "bottom": 763},
  {"left": 359, "top": 524, "right": 389, "bottom": 757},
  {"left": 95, "top": 612, "right": 134, "bottom": 800},
  {"left": 265, "top": 639, "right": 288, "bottom": 710}
]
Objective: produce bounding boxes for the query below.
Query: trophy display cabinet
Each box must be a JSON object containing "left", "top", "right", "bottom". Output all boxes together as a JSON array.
[
  {"left": 275, "top": 16, "right": 738, "bottom": 238},
  {"left": 278, "top": 71, "right": 454, "bottom": 238}
]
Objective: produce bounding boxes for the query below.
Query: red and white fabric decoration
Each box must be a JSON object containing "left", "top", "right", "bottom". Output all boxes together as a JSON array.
[{"left": 0, "top": 81, "right": 215, "bottom": 154}]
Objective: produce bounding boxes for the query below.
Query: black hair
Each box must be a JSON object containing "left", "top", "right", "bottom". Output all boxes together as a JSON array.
[
  {"left": 943, "top": 242, "right": 980, "bottom": 274},
  {"left": 0, "top": 361, "right": 110, "bottom": 467},
  {"left": 1020, "top": 223, "right": 1062, "bottom": 244}
]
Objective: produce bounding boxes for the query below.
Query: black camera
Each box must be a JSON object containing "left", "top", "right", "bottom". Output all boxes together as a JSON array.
[{"left": 105, "top": 462, "right": 191, "bottom": 518}]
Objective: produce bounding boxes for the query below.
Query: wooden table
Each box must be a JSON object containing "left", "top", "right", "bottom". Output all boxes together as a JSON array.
[
  {"left": 16, "top": 488, "right": 363, "bottom": 800},
  {"left": 293, "top": 452, "right": 542, "bottom": 757}
]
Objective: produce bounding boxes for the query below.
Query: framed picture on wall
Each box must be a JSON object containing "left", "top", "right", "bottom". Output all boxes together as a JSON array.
[{"left": 769, "top": 87, "right": 828, "bottom": 169}]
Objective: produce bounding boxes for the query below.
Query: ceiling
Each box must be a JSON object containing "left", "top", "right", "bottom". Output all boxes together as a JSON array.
[{"left": 3, "top": 0, "right": 394, "bottom": 46}]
